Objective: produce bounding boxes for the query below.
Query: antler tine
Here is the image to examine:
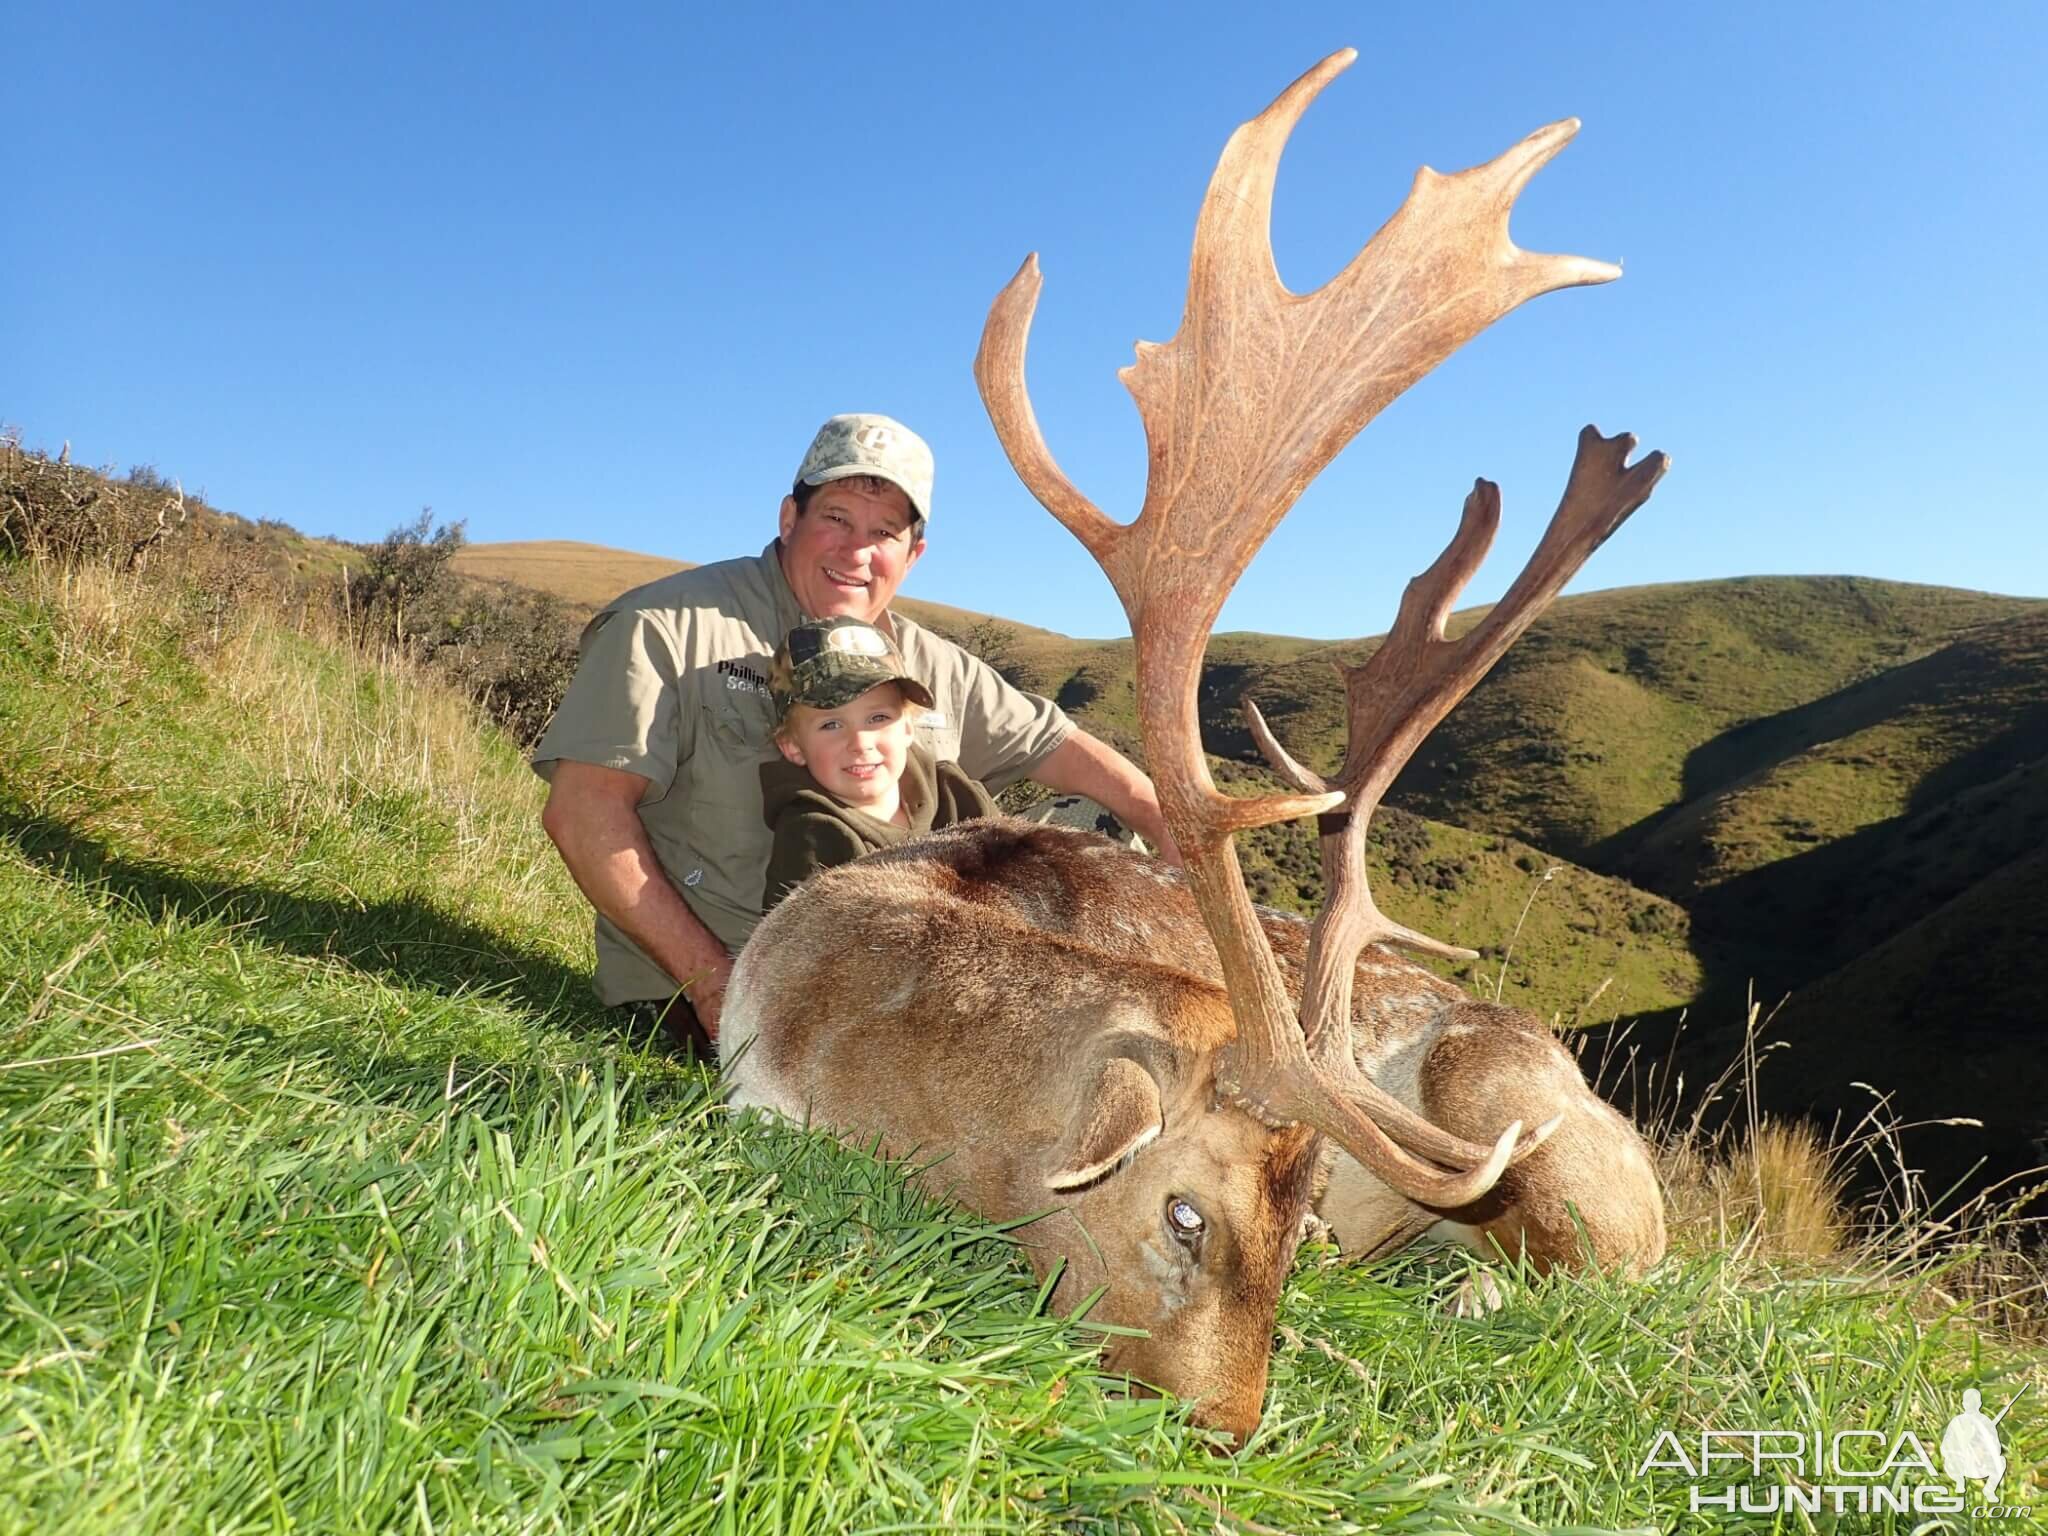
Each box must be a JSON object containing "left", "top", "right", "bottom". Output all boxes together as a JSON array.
[
  {"left": 1468, "top": 426, "right": 1672, "bottom": 669},
  {"left": 1284, "top": 478, "right": 1500, "bottom": 1065},
  {"left": 1241, "top": 695, "right": 1327, "bottom": 796},
  {"left": 1335, "top": 427, "right": 1670, "bottom": 816},
  {"left": 978, "top": 53, "right": 1638, "bottom": 1209},
  {"left": 977, "top": 255, "right": 1123, "bottom": 568}
]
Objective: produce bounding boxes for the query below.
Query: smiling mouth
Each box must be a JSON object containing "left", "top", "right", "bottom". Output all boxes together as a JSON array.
[{"left": 824, "top": 566, "right": 870, "bottom": 588}]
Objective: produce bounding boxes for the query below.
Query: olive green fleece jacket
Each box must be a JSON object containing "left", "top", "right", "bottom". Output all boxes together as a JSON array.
[{"left": 758, "top": 742, "right": 999, "bottom": 912}]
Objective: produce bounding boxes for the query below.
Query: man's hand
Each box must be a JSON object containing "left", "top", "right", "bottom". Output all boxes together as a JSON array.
[
  {"left": 540, "top": 760, "right": 736, "bottom": 1033},
  {"left": 1147, "top": 820, "right": 1184, "bottom": 868},
  {"left": 684, "top": 951, "right": 734, "bottom": 1035},
  {"left": 1034, "top": 730, "right": 1184, "bottom": 867}
]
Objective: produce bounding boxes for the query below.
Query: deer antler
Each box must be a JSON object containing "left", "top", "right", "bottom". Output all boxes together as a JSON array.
[
  {"left": 977, "top": 50, "right": 1665, "bottom": 1207},
  {"left": 1268, "top": 427, "right": 1670, "bottom": 1078}
]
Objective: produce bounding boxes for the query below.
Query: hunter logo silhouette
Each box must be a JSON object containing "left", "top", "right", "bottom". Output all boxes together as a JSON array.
[{"left": 1942, "top": 1385, "right": 2025, "bottom": 1500}]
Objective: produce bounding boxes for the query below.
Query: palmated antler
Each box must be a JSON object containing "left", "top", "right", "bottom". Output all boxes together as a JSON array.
[{"left": 976, "top": 49, "right": 1667, "bottom": 1207}]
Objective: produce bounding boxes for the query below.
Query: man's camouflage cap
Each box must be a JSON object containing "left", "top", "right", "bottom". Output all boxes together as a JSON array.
[
  {"left": 770, "top": 616, "right": 935, "bottom": 719},
  {"left": 794, "top": 413, "right": 934, "bottom": 523}
]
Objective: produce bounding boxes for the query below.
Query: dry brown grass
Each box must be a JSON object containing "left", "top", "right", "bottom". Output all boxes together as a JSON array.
[
  {"left": 450, "top": 541, "right": 694, "bottom": 612},
  {"left": 1663, "top": 1116, "right": 1850, "bottom": 1262}
]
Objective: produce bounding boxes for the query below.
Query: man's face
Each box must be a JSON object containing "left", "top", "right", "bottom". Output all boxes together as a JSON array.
[
  {"left": 777, "top": 478, "right": 925, "bottom": 622},
  {"left": 776, "top": 682, "right": 915, "bottom": 812}
]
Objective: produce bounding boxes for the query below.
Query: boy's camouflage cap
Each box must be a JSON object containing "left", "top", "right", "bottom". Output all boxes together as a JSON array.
[
  {"left": 794, "top": 413, "right": 934, "bottom": 523},
  {"left": 770, "top": 617, "right": 936, "bottom": 718}
]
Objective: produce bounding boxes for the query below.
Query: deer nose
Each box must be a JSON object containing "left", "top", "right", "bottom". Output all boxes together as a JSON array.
[
  {"left": 1190, "top": 1390, "right": 1262, "bottom": 1450},
  {"left": 1105, "top": 1343, "right": 1264, "bottom": 1450},
  {"left": 1208, "top": 1403, "right": 1262, "bottom": 1451}
]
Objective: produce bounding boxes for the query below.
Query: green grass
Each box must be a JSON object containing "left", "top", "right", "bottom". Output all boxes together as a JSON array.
[{"left": 3, "top": 558, "right": 2045, "bottom": 1533}]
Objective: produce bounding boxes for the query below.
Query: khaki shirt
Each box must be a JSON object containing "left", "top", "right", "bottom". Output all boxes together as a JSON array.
[{"left": 532, "top": 542, "right": 1072, "bottom": 1004}]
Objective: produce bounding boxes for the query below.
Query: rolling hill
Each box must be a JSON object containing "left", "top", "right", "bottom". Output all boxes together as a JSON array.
[{"left": 450, "top": 539, "right": 697, "bottom": 608}]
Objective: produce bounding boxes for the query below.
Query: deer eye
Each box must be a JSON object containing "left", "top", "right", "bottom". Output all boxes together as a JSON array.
[{"left": 1165, "top": 1196, "right": 1206, "bottom": 1248}]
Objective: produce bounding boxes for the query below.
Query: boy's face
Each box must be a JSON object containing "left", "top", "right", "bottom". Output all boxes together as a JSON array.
[{"left": 777, "top": 681, "right": 914, "bottom": 811}]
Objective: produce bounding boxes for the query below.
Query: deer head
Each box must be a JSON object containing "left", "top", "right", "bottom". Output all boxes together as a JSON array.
[{"left": 972, "top": 50, "right": 1668, "bottom": 1425}]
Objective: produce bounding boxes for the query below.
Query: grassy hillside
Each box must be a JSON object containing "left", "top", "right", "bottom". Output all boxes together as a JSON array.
[
  {"left": 1601, "top": 614, "right": 2048, "bottom": 1203},
  {"left": 5, "top": 551, "right": 2044, "bottom": 1530},
  {"left": 1611, "top": 607, "right": 2048, "bottom": 897},
  {"left": 1387, "top": 577, "right": 2043, "bottom": 858},
  {"left": 1223, "top": 794, "right": 1701, "bottom": 1025},
  {"left": 1675, "top": 744, "right": 2048, "bottom": 997}
]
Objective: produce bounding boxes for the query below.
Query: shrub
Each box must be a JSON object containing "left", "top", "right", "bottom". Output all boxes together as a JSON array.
[
  {"left": 926, "top": 615, "right": 1028, "bottom": 688},
  {"left": 1369, "top": 805, "right": 1432, "bottom": 884},
  {"left": 1418, "top": 854, "right": 1471, "bottom": 892},
  {"left": 340, "top": 509, "right": 466, "bottom": 650},
  {"left": 1, "top": 446, "right": 190, "bottom": 569},
  {"left": 428, "top": 584, "right": 583, "bottom": 747}
]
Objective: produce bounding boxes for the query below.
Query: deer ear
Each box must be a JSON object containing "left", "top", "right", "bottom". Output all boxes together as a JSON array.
[{"left": 1046, "top": 1056, "right": 1163, "bottom": 1192}]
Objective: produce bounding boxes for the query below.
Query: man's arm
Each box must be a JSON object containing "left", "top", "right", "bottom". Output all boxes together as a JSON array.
[
  {"left": 540, "top": 760, "right": 734, "bottom": 1032},
  {"left": 908, "top": 617, "right": 1180, "bottom": 863},
  {"left": 1033, "top": 729, "right": 1183, "bottom": 866}
]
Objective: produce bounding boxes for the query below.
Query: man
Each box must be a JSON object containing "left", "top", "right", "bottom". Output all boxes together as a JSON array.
[{"left": 533, "top": 413, "right": 1176, "bottom": 1060}]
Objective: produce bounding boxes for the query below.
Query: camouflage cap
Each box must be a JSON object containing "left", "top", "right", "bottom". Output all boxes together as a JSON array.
[
  {"left": 794, "top": 413, "right": 934, "bottom": 524},
  {"left": 770, "top": 616, "right": 936, "bottom": 718}
]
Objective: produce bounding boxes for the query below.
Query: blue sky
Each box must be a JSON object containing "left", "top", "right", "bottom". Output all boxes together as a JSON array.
[{"left": 7, "top": 3, "right": 2044, "bottom": 639}]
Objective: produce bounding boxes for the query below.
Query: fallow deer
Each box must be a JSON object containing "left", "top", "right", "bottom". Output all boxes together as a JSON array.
[{"left": 722, "top": 49, "right": 1670, "bottom": 1445}]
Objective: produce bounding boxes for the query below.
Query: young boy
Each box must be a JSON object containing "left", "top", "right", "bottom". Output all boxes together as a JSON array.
[{"left": 760, "top": 616, "right": 998, "bottom": 911}]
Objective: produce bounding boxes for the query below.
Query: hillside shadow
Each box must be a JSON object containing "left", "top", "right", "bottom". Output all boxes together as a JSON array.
[
  {"left": 1591, "top": 653, "right": 1956, "bottom": 877},
  {"left": 1678, "top": 648, "right": 1958, "bottom": 808},
  {"left": 1907, "top": 708, "right": 2048, "bottom": 815},
  {"left": 1621, "top": 765, "right": 2041, "bottom": 998},
  {"left": 1603, "top": 619, "right": 2048, "bottom": 881},
  {"left": 2, "top": 805, "right": 623, "bottom": 1040},
  {"left": 1605, "top": 790, "right": 2048, "bottom": 1213},
  {"left": 1613, "top": 999, "right": 2046, "bottom": 1230}
]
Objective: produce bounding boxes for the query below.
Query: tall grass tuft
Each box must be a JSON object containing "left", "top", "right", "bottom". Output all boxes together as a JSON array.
[{"left": 1689, "top": 1117, "right": 1851, "bottom": 1262}]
